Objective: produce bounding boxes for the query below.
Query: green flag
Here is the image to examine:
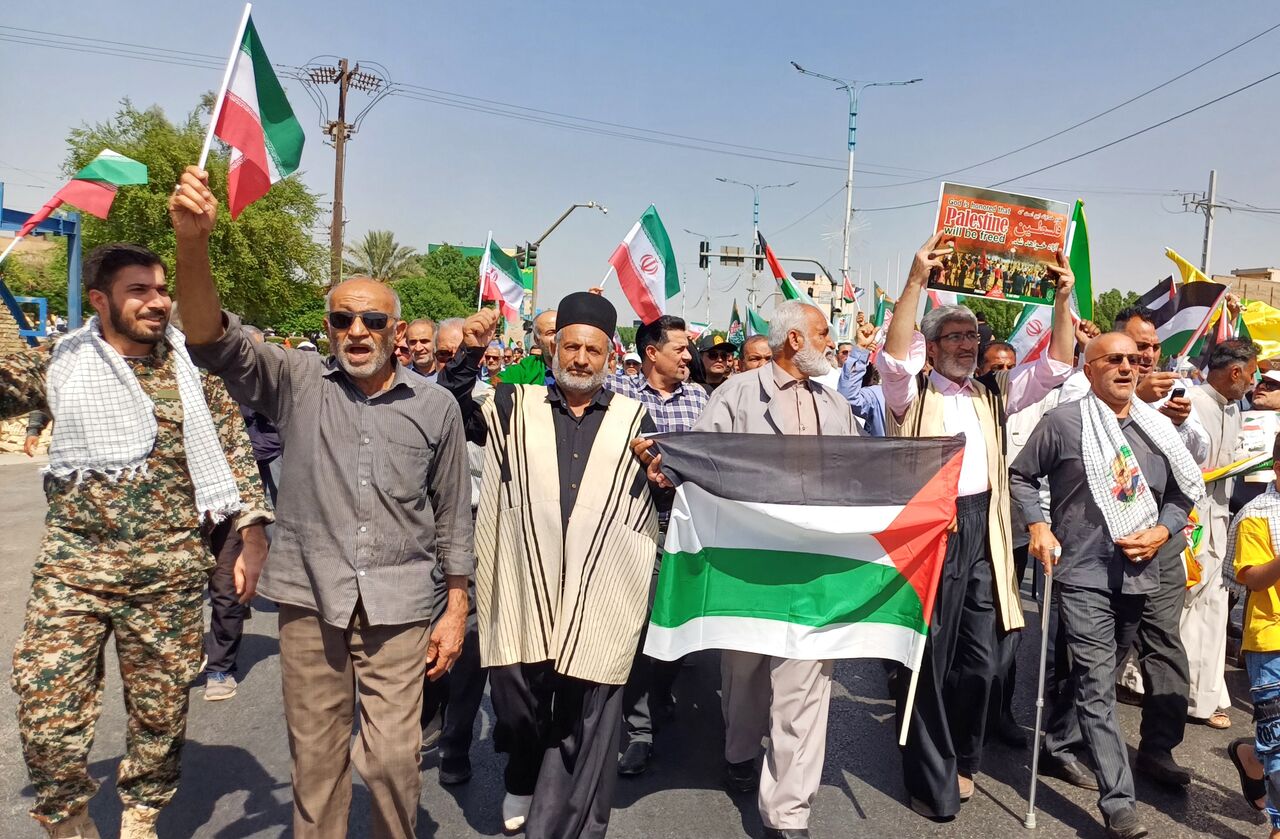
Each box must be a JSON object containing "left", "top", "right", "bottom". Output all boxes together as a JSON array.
[
  {"left": 747, "top": 307, "right": 770, "bottom": 337},
  {"left": 727, "top": 301, "right": 745, "bottom": 347},
  {"left": 1068, "top": 200, "right": 1092, "bottom": 320}
]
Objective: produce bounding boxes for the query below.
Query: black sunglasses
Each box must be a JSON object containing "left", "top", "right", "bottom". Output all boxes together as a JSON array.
[{"left": 328, "top": 310, "right": 393, "bottom": 331}]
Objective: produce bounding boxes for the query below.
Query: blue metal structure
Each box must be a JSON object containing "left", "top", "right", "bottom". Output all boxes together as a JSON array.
[
  {"left": 0, "top": 181, "right": 84, "bottom": 345},
  {"left": 13, "top": 296, "right": 48, "bottom": 340}
]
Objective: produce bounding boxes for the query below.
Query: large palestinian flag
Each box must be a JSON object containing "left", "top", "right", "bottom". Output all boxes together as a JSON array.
[
  {"left": 1151, "top": 280, "right": 1227, "bottom": 358},
  {"left": 644, "top": 432, "right": 964, "bottom": 664}
]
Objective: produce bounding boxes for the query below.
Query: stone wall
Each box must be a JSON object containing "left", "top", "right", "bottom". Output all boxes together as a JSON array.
[{"left": 0, "top": 415, "right": 48, "bottom": 454}]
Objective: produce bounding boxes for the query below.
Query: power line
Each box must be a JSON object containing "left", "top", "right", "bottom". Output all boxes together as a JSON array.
[
  {"left": 856, "top": 66, "right": 1280, "bottom": 213},
  {"left": 856, "top": 20, "right": 1280, "bottom": 190}
]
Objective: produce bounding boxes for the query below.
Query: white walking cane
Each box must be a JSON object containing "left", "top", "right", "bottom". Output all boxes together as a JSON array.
[{"left": 1023, "top": 545, "right": 1058, "bottom": 829}]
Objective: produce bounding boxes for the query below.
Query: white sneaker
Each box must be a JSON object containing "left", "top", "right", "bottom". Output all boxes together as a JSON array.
[{"left": 501, "top": 793, "right": 532, "bottom": 834}]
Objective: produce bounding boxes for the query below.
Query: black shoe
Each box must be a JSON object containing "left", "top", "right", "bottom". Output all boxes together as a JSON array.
[
  {"left": 1038, "top": 754, "right": 1100, "bottom": 790},
  {"left": 618, "top": 741, "right": 652, "bottom": 777},
  {"left": 725, "top": 758, "right": 757, "bottom": 793},
  {"left": 993, "top": 717, "right": 1028, "bottom": 748},
  {"left": 439, "top": 755, "right": 472, "bottom": 785},
  {"left": 1134, "top": 750, "right": 1191, "bottom": 788},
  {"left": 762, "top": 828, "right": 810, "bottom": 838},
  {"left": 1105, "top": 806, "right": 1148, "bottom": 839},
  {"left": 907, "top": 797, "right": 956, "bottom": 823},
  {"left": 1115, "top": 684, "right": 1143, "bottom": 707}
]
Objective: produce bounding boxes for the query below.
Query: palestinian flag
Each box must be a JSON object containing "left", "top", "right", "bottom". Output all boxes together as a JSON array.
[
  {"left": 841, "top": 273, "right": 858, "bottom": 303},
  {"left": 0, "top": 150, "right": 147, "bottom": 265},
  {"left": 1151, "top": 280, "right": 1227, "bottom": 358},
  {"left": 1067, "top": 201, "right": 1093, "bottom": 320},
  {"left": 1136, "top": 276, "right": 1176, "bottom": 318},
  {"left": 727, "top": 301, "right": 745, "bottom": 347},
  {"left": 925, "top": 289, "right": 958, "bottom": 313},
  {"left": 758, "top": 231, "right": 816, "bottom": 305},
  {"left": 479, "top": 235, "right": 526, "bottom": 324},
  {"left": 746, "top": 307, "right": 769, "bottom": 337},
  {"left": 873, "top": 286, "right": 895, "bottom": 328},
  {"left": 213, "top": 15, "right": 304, "bottom": 218},
  {"left": 644, "top": 432, "right": 964, "bottom": 664},
  {"left": 609, "top": 205, "right": 679, "bottom": 323}
]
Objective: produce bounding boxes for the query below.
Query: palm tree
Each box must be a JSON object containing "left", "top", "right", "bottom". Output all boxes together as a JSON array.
[{"left": 343, "top": 230, "right": 418, "bottom": 282}]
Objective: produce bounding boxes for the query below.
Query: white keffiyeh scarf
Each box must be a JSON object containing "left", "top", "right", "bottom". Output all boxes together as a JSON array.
[
  {"left": 1080, "top": 392, "right": 1205, "bottom": 540},
  {"left": 1222, "top": 485, "right": 1280, "bottom": 598},
  {"left": 46, "top": 316, "right": 242, "bottom": 522}
]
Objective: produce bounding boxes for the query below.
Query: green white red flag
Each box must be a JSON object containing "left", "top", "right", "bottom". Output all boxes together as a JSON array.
[
  {"left": 212, "top": 14, "right": 304, "bottom": 218},
  {"left": 758, "top": 231, "right": 816, "bottom": 305},
  {"left": 0, "top": 149, "right": 147, "bottom": 265},
  {"left": 645, "top": 432, "right": 963, "bottom": 666},
  {"left": 609, "top": 205, "right": 679, "bottom": 323},
  {"left": 479, "top": 234, "right": 527, "bottom": 325}
]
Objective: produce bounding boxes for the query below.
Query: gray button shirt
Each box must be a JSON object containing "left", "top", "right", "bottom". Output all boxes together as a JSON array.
[
  {"left": 1009, "top": 398, "right": 1193, "bottom": 595},
  {"left": 189, "top": 312, "right": 474, "bottom": 627}
]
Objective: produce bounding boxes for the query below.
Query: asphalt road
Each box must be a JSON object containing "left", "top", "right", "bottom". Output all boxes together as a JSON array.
[{"left": 0, "top": 455, "right": 1266, "bottom": 837}]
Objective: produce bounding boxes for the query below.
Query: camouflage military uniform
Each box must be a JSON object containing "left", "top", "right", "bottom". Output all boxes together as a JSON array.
[{"left": 0, "top": 341, "right": 272, "bottom": 827}]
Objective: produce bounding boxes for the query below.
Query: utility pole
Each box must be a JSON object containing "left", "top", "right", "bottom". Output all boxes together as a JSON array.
[
  {"left": 791, "top": 62, "right": 921, "bottom": 298},
  {"left": 685, "top": 229, "right": 737, "bottom": 326},
  {"left": 715, "top": 179, "right": 794, "bottom": 310},
  {"left": 301, "top": 58, "right": 393, "bottom": 286},
  {"left": 1181, "top": 169, "right": 1227, "bottom": 276}
]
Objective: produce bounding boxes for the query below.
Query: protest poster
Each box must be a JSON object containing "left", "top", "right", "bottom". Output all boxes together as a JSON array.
[{"left": 931, "top": 183, "right": 1070, "bottom": 308}]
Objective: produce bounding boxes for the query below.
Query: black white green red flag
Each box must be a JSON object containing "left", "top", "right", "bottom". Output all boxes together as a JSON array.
[{"left": 644, "top": 432, "right": 964, "bottom": 666}]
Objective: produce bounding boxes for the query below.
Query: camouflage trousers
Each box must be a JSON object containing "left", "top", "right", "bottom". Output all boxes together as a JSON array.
[{"left": 11, "top": 574, "right": 204, "bottom": 826}]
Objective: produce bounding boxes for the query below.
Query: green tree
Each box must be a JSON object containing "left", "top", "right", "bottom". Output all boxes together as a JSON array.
[
  {"left": 344, "top": 230, "right": 418, "bottom": 282},
  {"left": 617, "top": 325, "right": 637, "bottom": 348},
  {"left": 965, "top": 298, "right": 1021, "bottom": 341},
  {"left": 64, "top": 99, "right": 326, "bottom": 326},
  {"left": 1092, "top": 289, "right": 1139, "bottom": 331},
  {"left": 394, "top": 275, "right": 476, "bottom": 322},
  {"left": 416, "top": 245, "right": 480, "bottom": 305}
]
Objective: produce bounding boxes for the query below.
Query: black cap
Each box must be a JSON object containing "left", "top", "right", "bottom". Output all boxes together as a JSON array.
[
  {"left": 697, "top": 332, "right": 736, "bottom": 354},
  {"left": 555, "top": 292, "right": 617, "bottom": 338}
]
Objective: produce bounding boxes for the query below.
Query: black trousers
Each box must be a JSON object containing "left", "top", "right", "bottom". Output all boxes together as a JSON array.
[
  {"left": 422, "top": 570, "right": 488, "bottom": 761},
  {"left": 622, "top": 554, "right": 682, "bottom": 746},
  {"left": 490, "top": 661, "right": 625, "bottom": 839},
  {"left": 1045, "top": 583, "right": 1144, "bottom": 819},
  {"left": 204, "top": 518, "right": 246, "bottom": 674},
  {"left": 990, "top": 544, "right": 1032, "bottom": 732},
  {"left": 895, "top": 492, "right": 999, "bottom": 817}
]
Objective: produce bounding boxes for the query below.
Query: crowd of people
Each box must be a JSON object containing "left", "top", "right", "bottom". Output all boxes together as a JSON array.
[
  {"left": 2, "top": 168, "right": 1278, "bottom": 839},
  {"left": 935, "top": 251, "right": 1057, "bottom": 303}
]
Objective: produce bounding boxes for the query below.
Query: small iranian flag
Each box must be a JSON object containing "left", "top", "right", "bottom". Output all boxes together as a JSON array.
[
  {"left": 645, "top": 432, "right": 963, "bottom": 665},
  {"left": 479, "top": 235, "right": 526, "bottom": 325},
  {"left": 211, "top": 13, "right": 304, "bottom": 218},
  {"left": 609, "top": 205, "right": 679, "bottom": 323}
]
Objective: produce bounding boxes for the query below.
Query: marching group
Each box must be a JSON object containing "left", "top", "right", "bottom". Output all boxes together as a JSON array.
[{"left": 2, "top": 167, "right": 1277, "bottom": 839}]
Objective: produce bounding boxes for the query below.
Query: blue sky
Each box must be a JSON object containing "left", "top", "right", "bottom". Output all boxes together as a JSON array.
[{"left": 2, "top": 1, "right": 1278, "bottom": 326}]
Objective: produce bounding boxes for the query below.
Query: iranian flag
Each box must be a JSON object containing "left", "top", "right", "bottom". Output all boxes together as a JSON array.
[
  {"left": 609, "top": 205, "right": 679, "bottom": 323},
  {"left": 0, "top": 150, "right": 147, "bottom": 264},
  {"left": 645, "top": 432, "right": 964, "bottom": 665},
  {"left": 1008, "top": 304, "right": 1053, "bottom": 363},
  {"left": 211, "top": 13, "right": 304, "bottom": 218},
  {"left": 479, "top": 235, "right": 526, "bottom": 324}
]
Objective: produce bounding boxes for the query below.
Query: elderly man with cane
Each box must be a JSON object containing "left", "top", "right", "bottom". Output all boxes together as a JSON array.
[{"left": 1010, "top": 332, "right": 1203, "bottom": 839}]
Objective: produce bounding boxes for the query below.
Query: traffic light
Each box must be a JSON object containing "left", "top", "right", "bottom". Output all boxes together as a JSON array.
[
  {"left": 698, "top": 240, "right": 710, "bottom": 270},
  {"left": 754, "top": 242, "right": 765, "bottom": 273},
  {"left": 515, "top": 244, "right": 527, "bottom": 268},
  {"left": 525, "top": 242, "right": 538, "bottom": 270}
]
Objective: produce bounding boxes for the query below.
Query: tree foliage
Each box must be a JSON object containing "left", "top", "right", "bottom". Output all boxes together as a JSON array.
[
  {"left": 965, "top": 298, "right": 1021, "bottom": 341},
  {"left": 1092, "top": 289, "right": 1140, "bottom": 331},
  {"left": 62, "top": 99, "right": 326, "bottom": 325},
  {"left": 392, "top": 245, "right": 482, "bottom": 322},
  {"left": 344, "top": 230, "right": 418, "bottom": 282}
]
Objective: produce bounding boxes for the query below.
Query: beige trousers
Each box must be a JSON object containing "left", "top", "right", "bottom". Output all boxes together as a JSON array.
[
  {"left": 721, "top": 651, "right": 834, "bottom": 830},
  {"left": 278, "top": 604, "right": 430, "bottom": 839}
]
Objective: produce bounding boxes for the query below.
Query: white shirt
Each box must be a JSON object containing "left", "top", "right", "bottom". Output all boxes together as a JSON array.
[{"left": 929, "top": 371, "right": 990, "bottom": 497}]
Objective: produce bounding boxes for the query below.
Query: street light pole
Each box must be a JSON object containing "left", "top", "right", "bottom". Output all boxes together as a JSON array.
[
  {"left": 529, "top": 201, "right": 608, "bottom": 311},
  {"left": 715, "top": 178, "right": 795, "bottom": 311},
  {"left": 791, "top": 62, "right": 921, "bottom": 303},
  {"left": 683, "top": 228, "right": 736, "bottom": 328}
]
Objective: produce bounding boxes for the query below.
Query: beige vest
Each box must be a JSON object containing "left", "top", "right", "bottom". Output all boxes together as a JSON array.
[
  {"left": 475, "top": 385, "right": 659, "bottom": 684},
  {"left": 887, "top": 372, "right": 1024, "bottom": 631}
]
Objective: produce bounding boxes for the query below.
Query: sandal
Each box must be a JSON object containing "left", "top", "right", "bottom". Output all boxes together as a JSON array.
[
  {"left": 1207, "top": 711, "right": 1233, "bottom": 729},
  {"left": 1227, "top": 738, "right": 1267, "bottom": 811}
]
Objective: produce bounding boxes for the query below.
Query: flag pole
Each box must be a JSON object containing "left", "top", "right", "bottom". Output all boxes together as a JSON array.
[
  {"left": 0, "top": 235, "right": 24, "bottom": 267},
  {"left": 198, "top": 3, "right": 253, "bottom": 170},
  {"left": 477, "top": 231, "right": 492, "bottom": 309},
  {"left": 597, "top": 265, "right": 616, "bottom": 291},
  {"left": 899, "top": 516, "right": 954, "bottom": 747},
  {"left": 1174, "top": 285, "right": 1231, "bottom": 366}
]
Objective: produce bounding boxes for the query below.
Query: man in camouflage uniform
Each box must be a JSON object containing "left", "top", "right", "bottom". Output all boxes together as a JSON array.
[{"left": 0, "top": 242, "right": 271, "bottom": 838}]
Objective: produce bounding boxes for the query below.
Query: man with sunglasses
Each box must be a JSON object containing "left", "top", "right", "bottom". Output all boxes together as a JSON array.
[
  {"left": 1012, "top": 332, "right": 1202, "bottom": 839},
  {"left": 170, "top": 167, "right": 473, "bottom": 839},
  {"left": 877, "top": 232, "right": 1075, "bottom": 822},
  {"left": 696, "top": 333, "right": 737, "bottom": 393}
]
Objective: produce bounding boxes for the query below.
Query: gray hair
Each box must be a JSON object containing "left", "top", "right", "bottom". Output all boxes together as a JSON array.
[
  {"left": 921, "top": 304, "right": 977, "bottom": 342},
  {"left": 325, "top": 282, "right": 402, "bottom": 319},
  {"left": 767, "top": 300, "right": 817, "bottom": 352},
  {"left": 437, "top": 317, "right": 465, "bottom": 334},
  {"left": 406, "top": 317, "right": 435, "bottom": 332}
]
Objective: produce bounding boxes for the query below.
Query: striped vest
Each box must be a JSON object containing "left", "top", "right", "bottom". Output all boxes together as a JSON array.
[
  {"left": 887, "top": 371, "right": 1024, "bottom": 632},
  {"left": 475, "top": 385, "right": 659, "bottom": 684}
]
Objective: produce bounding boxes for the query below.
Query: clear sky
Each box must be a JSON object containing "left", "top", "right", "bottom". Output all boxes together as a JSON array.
[{"left": 2, "top": 1, "right": 1278, "bottom": 327}]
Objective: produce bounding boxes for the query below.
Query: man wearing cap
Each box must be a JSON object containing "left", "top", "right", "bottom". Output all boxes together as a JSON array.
[
  {"left": 466, "top": 292, "right": 664, "bottom": 839},
  {"left": 623, "top": 352, "right": 642, "bottom": 376},
  {"left": 698, "top": 333, "right": 736, "bottom": 393}
]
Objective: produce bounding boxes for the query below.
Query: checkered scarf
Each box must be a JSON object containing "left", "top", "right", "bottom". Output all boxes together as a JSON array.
[
  {"left": 1222, "top": 485, "right": 1280, "bottom": 598},
  {"left": 46, "top": 316, "right": 242, "bottom": 522},
  {"left": 1080, "top": 392, "right": 1204, "bottom": 540}
]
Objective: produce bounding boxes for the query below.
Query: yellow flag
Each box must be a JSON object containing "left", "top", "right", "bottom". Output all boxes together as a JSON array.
[
  {"left": 1165, "top": 247, "right": 1211, "bottom": 284},
  {"left": 1242, "top": 300, "right": 1280, "bottom": 360}
]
